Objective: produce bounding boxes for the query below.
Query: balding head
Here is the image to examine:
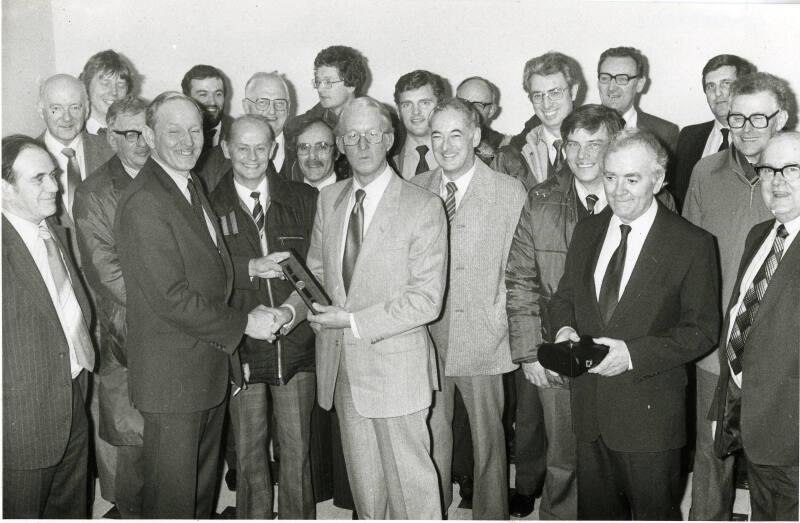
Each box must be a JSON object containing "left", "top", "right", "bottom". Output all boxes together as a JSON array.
[
  {"left": 456, "top": 76, "right": 498, "bottom": 122},
  {"left": 758, "top": 132, "right": 800, "bottom": 223},
  {"left": 243, "top": 72, "right": 291, "bottom": 136},
  {"left": 222, "top": 115, "right": 275, "bottom": 189},
  {"left": 38, "top": 74, "right": 89, "bottom": 145}
]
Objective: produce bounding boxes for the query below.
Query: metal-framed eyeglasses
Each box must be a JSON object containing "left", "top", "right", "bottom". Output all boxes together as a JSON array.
[
  {"left": 244, "top": 97, "right": 289, "bottom": 112},
  {"left": 297, "top": 141, "right": 334, "bottom": 156},
  {"left": 597, "top": 73, "right": 640, "bottom": 86},
  {"left": 341, "top": 129, "right": 385, "bottom": 146},
  {"left": 754, "top": 163, "right": 800, "bottom": 182},
  {"left": 111, "top": 129, "right": 144, "bottom": 143},
  {"left": 727, "top": 110, "right": 781, "bottom": 129},
  {"left": 529, "top": 87, "right": 566, "bottom": 105},
  {"left": 312, "top": 78, "right": 345, "bottom": 90}
]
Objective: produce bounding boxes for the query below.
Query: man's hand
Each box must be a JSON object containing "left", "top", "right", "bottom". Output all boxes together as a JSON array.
[
  {"left": 522, "top": 361, "right": 551, "bottom": 388},
  {"left": 245, "top": 305, "right": 277, "bottom": 342},
  {"left": 555, "top": 326, "right": 581, "bottom": 344},
  {"left": 249, "top": 251, "right": 291, "bottom": 279},
  {"left": 265, "top": 306, "right": 293, "bottom": 337},
  {"left": 307, "top": 303, "right": 350, "bottom": 330},
  {"left": 588, "top": 337, "right": 631, "bottom": 377}
]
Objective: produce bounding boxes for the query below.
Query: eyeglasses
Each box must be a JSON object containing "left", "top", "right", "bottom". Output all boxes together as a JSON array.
[
  {"left": 312, "top": 78, "right": 345, "bottom": 90},
  {"left": 297, "top": 141, "right": 334, "bottom": 156},
  {"left": 244, "top": 97, "right": 289, "bottom": 112},
  {"left": 457, "top": 97, "right": 493, "bottom": 112},
  {"left": 111, "top": 129, "right": 144, "bottom": 143},
  {"left": 341, "top": 129, "right": 384, "bottom": 146},
  {"left": 703, "top": 79, "right": 734, "bottom": 94},
  {"left": 49, "top": 104, "right": 84, "bottom": 118},
  {"left": 597, "top": 73, "right": 640, "bottom": 86},
  {"left": 754, "top": 163, "right": 800, "bottom": 182},
  {"left": 727, "top": 110, "right": 781, "bottom": 129},
  {"left": 565, "top": 141, "right": 606, "bottom": 155},
  {"left": 529, "top": 87, "right": 566, "bottom": 105}
]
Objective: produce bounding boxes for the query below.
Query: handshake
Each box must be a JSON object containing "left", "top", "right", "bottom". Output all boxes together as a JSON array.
[{"left": 245, "top": 304, "right": 293, "bottom": 343}]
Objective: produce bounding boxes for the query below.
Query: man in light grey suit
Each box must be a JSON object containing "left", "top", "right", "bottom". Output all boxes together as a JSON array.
[
  {"left": 415, "top": 98, "right": 526, "bottom": 519},
  {"left": 274, "top": 96, "right": 448, "bottom": 519}
]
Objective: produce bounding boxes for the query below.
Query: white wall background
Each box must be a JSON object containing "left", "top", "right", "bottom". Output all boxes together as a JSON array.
[{"left": 4, "top": 0, "right": 800, "bottom": 136}]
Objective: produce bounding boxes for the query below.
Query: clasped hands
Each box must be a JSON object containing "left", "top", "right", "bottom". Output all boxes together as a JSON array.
[{"left": 245, "top": 305, "right": 293, "bottom": 342}]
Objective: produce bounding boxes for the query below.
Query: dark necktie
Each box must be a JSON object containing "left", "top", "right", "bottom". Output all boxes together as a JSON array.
[
  {"left": 415, "top": 145, "right": 430, "bottom": 176},
  {"left": 726, "top": 224, "right": 789, "bottom": 375},
  {"left": 586, "top": 194, "right": 599, "bottom": 215},
  {"left": 39, "top": 223, "right": 95, "bottom": 371},
  {"left": 97, "top": 127, "right": 107, "bottom": 137},
  {"left": 342, "top": 189, "right": 366, "bottom": 293},
  {"left": 251, "top": 191, "right": 265, "bottom": 236},
  {"left": 598, "top": 224, "right": 632, "bottom": 324},
  {"left": 444, "top": 182, "right": 458, "bottom": 222},
  {"left": 718, "top": 128, "right": 730, "bottom": 152},
  {"left": 548, "top": 139, "right": 563, "bottom": 177},
  {"left": 186, "top": 176, "right": 211, "bottom": 239},
  {"left": 61, "top": 147, "right": 81, "bottom": 215}
]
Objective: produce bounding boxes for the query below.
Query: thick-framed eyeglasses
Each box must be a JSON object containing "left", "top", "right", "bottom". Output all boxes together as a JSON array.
[
  {"left": 457, "top": 97, "right": 493, "bottom": 112},
  {"left": 529, "top": 87, "right": 566, "bottom": 105},
  {"left": 244, "top": 97, "right": 289, "bottom": 112},
  {"left": 703, "top": 79, "right": 734, "bottom": 94},
  {"left": 312, "top": 78, "right": 345, "bottom": 90},
  {"left": 111, "top": 129, "right": 144, "bottom": 143},
  {"left": 341, "top": 129, "right": 384, "bottom": 146},
  {"left": 754, "top": 163, "right": 800, "bottom": 182},
  {"left": 727, "top": 110, "right": 781, "bottom": 129},
  {"left": 597, "top": 73, "right": 640, "bottom": 86},
  {"left": 297, "top": 141, "right": 334, "bottom": 156}
]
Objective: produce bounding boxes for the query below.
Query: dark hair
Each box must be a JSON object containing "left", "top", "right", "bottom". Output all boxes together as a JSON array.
[
  {"left": 291, "top": 116, "right": 335, "bottom": 153},
  {"left": 730, "top": 72, "right": 792, "bottom": 111},
  {"left": 394, "top": 70, "right": 447, "bottom": 105},
  {"left": 146, "top": 91, "right": 203, "bottom": 129},
  {"left": 107, "top": 97, "right": 148, "bottom": 128},
  {"left": 702, "top": 55, "right": 756, "bottom": 87},
  {"left": 523, "top": 52, "right": 582, "bottom": 94},
  {"left": 431, "top": 97, "right": 481, "bottom": 130},
  {"left": 79, "top": 49, "right": 134, "bottom": 93},
  {"left": 598, "top": 46, "right": 647, "bottom": 77},
  {"left": 561, "top": 104, "right": 625, "bottom": 139},
  {"left": 2, "top": 135, "right": 49, "bottom": 183},
  {"left": 181, "top": 64, "right": 226, "bottom": 96},
  {"left": 314, "top": 46, "right": 368, "bottom": 94}
]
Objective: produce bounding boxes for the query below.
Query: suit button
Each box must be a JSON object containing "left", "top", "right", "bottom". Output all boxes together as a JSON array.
[{"left": 455, "top": 309, "right": 464, "bottom": 313}]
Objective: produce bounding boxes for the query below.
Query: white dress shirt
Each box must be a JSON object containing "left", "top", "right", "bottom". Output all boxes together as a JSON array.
[
  {"left": 210, "top": 121, "right": 223, "bottom": 147},
  {"left": 305, "top": 172, "right": 337, "bottom": 190},
  {"left": 44, "top": 130, "right": 87, "bottom": 213},
  {"left": 234, "top": 176, "right": 269, "bottom": 254},
  {"left": 621, "top": 107, "right": 638, "bottom": 130},
  {"left": 401, "top": 136, "right": 438, "bottom": 180},
  {"left": 3, "top": 210, "right": 84, "bottom": 378},
  {"left": 724, "top": 215, "right": 800, "bottom": 387},
  {"left": 701, "top": 119, "right": 730, "bottom": 159},
  {"left": 439, "top": 162, "right": 476, "bottom": 211},
  {"left": 541, "top": 126, "right": 562, "bottom": 165},
  {"left": 574, "top": 179, "right": 608, "bottom": 214},
  {"left": 154, "top": 158, "right": 217, "bottom": 245},
  {"left": 273, "top": 133, "right": 286, "bottom": 172},
  {"left": 85, "top": 116, "right": 104, "bottom": 135}
]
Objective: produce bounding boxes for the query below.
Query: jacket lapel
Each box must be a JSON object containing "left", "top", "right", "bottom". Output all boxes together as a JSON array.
[
  {"left": 587, "top": 209, "right": 612, "bottom": 326},
  {"left": 328, "top": 179, "right": 353, "bottom": 304}
]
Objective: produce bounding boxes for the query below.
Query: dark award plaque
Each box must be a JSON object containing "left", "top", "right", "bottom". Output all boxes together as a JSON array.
[
  {"left": 279, "top": 250, "right": 332, "bottom": 309},
  {"left": 538, "top": 335, "right": 609, "bottom": 377}
]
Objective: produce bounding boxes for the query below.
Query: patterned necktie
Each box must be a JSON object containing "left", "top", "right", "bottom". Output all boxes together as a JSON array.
[
  {"left": 61, "top": 147, "right": 81, "bottom": 215},
  {"left": 549, "top": 139, "right": 563, "bottom": 178},
  {"left": 444, "top": 182, "right": 458, "bottom": 222},
  {"left": 598, "top": 224, "right": 632, "bottom": 324},
  {"left": 251, "top": 191, "right": 265, "bottom": 236},
  {"left": 342, "top": 189, "right": 366, "bottom": 293},
  {"left": 415, "top": 145, "right": 430, "bottom": 176},
  {"left": 719, "top": 128, "right": 730, "bottom": 152},
  {"left": 726, "top": 224, "right": 789, "bottom": 375},
  {"left": 39, "top": 223, "right": 95, "bottom": 372},
  {"left": 186, "top": 176, "right": 212, "bottom": 240},
  {"left": 97, "top": 127, "right": 108, "bottom": 137},
  {"left": 586, "top": 194, "right": 599, "bottom": 215}
]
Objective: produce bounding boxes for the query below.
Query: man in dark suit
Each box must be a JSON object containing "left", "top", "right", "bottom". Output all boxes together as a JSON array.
[
  {"left": 2, "top": 135, "right": 96, "bottom": 518},
  {"left": 671, "top": 55, "right": 756, "bottom": 208},
  {"left": 549, "top": 129, "right": 719, "bottom": 519},
  {"left": 209, "top": 114, "right": 318, "bottom": 519},
  {"left": 712, "top": 132, "right": 800, "bottom": 521},
  {"left": 73, "top": 97, "right": 150, "bottom": 518},
  {"left": 115, "top": 91, "right": 276, "bottom": 518},
  {"left": 597, "top": 47, "right": 679, "bottom": 156}
]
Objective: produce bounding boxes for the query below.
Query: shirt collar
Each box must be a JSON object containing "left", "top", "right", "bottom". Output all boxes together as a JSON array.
[
  {"left": 778, "top": 214, "right": 800, "bottom": 238},
  {"left": 573, "top": 178, "right": 607, "bottom": 212},
  {"left": 621, "top": 106, "right": 638, "bottom": 129},
  {"left": 305, "top": 172, "right": 337, "bottom": 190},
  {"left": 440, "top": 160, "right": 477, "bottom": 197},
  {"left": 272, "top": 132, "right": 285, "bottom": 169},
  {"left": 352, "top": 164, "right": 393, "bottom": 198},
  {"left": 540, "top": 126, "right": 561, "bottom": 149},
  {"left": 2, "top": 210, "right": 45, "bottom": 250},
  {"left": 234, "top": 176, "right": 268, "bottom": 210},
  {"left": 610, "top": 196, "right": 658, "bottom": 232},
  {"left": 711, "top": 118, "right": 728, "bottom": 133},
  {"left": 85, "top": 116, "right": 104, "bottom": 135},
  {"left": 44, "top": 129, "right": 81, "bottom": 155}
]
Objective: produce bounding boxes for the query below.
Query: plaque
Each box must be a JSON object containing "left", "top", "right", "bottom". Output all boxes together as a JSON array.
[{"left": 279, "top": 250, "right": 331, "bottom": 309}]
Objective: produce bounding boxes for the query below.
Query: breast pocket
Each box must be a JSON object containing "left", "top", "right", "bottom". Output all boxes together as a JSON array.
[{"left": 274, "top": 226, "right": 309, "bottom": 255}]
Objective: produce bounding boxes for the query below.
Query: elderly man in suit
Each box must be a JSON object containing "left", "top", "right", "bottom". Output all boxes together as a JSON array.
[
  {"left": 72, "top": 97, "right": 149, "bottom": 518},
  {"left": 712, "top": 132, "right": 800, "bottom": 521},
  {"left": 549, "top": 129, "right": 719, "bottom": 519},
  {"left": 2, "top": 135, "right": 96, "bottom": 518},
  {"left": 415, "top": 98, "right": 526, "bottom": 519},
  {"left": 273, "top": 96, "right": 448, "bottom": 519},
  {"left": 115, "top": 91, "right": 276, "bottom": 518},
  {"left": 671, "top": 55, "right": 756, "bottom": 208},
  {"left": 683, "top": 71, "right": 790, "bottom": 521}
]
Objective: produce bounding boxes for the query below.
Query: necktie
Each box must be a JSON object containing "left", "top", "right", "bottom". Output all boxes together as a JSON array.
[
  {"left": 726, "top": 225, "right": 789, "bottom": 375},
  {"left": 586, "top": 194, "right": 599, "bottom": 215},
  {"left": 97, "top": 127, "right": 107, "bottom": 137},
  {"left": 186, "top": 176, "right": 211, "bottom": 238},
  {"left": 39, "top": 223, "right": 95, "bottom": 372},
  {"left": 444, "top": 182, "right": 458, "bottom": 222},
  {"left": 251, "top": 191, "right": 265, "bottom": 236},
  {"left": 61, "top": 147, "right": 81, "bottom": 215},
  {"left": 549, "top": 140, "right": 563, "bottom": 177},
  {"left": 342, "top": 189, "right": 366, "bottom": 293},
  {"left": 598, "top": 224, "right": 632, "bottom": 324},
  {"left": 415, "top": 145, "right": 430, "bottom": 176},
  {"left": 718, "top": 128, "right": 730, "bottom": 152}
]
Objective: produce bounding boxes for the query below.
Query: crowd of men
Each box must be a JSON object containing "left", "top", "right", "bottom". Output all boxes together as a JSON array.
[{"left": 2, "top": 43, "right": 798, "bottom": 521}]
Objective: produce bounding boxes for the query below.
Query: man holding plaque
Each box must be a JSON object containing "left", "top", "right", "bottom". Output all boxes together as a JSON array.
[
  {"left": 209, "top": 114, "right": 318, "bottom": 519},
  {"left": 548, "top": 129, "right": 719, "bottom": 520},
  {"left": 274, "top": 96, "right": 448, "bottom": 519}
]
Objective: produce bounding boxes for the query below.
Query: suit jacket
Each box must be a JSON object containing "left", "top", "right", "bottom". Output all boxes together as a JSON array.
[
  {"left": 413, "top": 161, "right": 526, "bottom": 376},
  {"left": 492, "top": 123, "right": 549, "bottom": 191},
  {"left": 285, "top": 171, "right": 448, "bottom": 418},
  {"left": 671, "top": 120, "right": 714, "bottom": 210},
  {"left": 712, "top": 220, "right": 800, "bottom": 466},
  {"left": 2, "top": 216, "right": 93, "bottom": 469},
  {"left": 637, "top": 110, "right": 680, "bottom": 155},
  {"left": 115, "top": 157, "right": 247, "bottom": 413},
  {"left": 549, "top": 203, "right": 719, "bottom": 452}
]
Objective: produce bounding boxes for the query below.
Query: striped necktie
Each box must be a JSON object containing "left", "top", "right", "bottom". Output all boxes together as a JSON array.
[
  {"left": 251, "top": 191, "right": 265, "bottom": 236},
  {"left": 586, "top": 194, "right": 599, "bottom": 215},
  {"left": 445, "top": 182, "right": 458, "bottom": 222}
]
